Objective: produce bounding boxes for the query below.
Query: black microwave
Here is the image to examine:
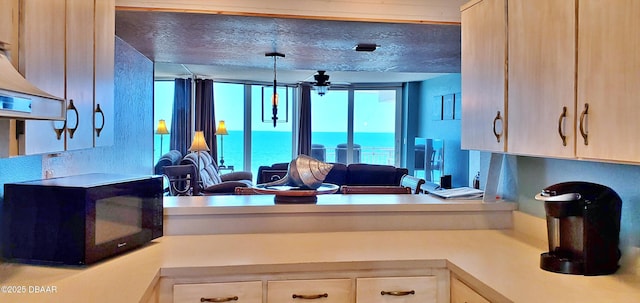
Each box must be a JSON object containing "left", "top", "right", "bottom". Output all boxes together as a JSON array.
[{"left": 1, "top": 173, "right": 163, "bottom": 266}]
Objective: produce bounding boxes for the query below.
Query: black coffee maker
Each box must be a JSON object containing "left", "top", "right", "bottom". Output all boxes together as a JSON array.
[{"left": 535, "top": 181, "right": 622, "bottom": 275}]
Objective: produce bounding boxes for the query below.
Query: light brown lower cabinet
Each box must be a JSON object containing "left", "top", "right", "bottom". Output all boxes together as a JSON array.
[
  {"left": 450, "top": 276, "right": 490, "bottom": 303},
  {"left": 160, "top": 262, "right": 453, "bottom": 303},
  {"left": 268, "top": 279, "right": 351, "bottom": 303},
  {"left": 168, "top": 276, "right": 442, "bottom": 303},
  {"left": 173, "top": 281, "right": 262, "bottom": 303},
  {"left": 357, "top": 276, "right": 437, "bottom": 303}
]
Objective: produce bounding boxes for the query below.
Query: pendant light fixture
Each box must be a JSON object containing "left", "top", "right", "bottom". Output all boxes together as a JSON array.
[
  {"left": 265, "top": 52, "right": 285, "bottom": 127},
  {"left": 313, "top": 70, "right": 331, "bottom": 96}
]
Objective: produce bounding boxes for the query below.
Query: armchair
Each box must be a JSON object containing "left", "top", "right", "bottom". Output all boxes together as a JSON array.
[
  {"left": 180, "top": 151, "right": 253, "bottom": 195},
  {"left": 154, "top": 150, "right": 182, "bottom": 175}
]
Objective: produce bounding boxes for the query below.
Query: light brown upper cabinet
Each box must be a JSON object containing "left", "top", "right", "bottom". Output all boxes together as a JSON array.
[
  {"left": 18, "top": 0, "right": 114, "bottom": 156},
  {"left": 576, "top": 0, "right": 640, "bottom": 163},
  {"left": 462, "top": 0, "right": 640, "bottom": 165},
  {"left": 0, "top": 0, "right": 18, "bottom": 52},
  {"left": 507, "top": 0, "right": 576, "bottom": 158},
  {"left": 20, "top": 0, "right": 66, "bottom": 155},
  {"left": 65, "top": 0, "right": 95, "bottom": 151},
  {"left": 461, "top": 0, "right": 507, "bottom": 153},
  {"left": 93, "top": 0, "right": 115, "bottom": 147}
]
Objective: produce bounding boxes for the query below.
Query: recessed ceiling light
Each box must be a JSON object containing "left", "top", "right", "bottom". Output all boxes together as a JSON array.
[{"left": 354, "top": 43, "right": 379, "bottom": 52}]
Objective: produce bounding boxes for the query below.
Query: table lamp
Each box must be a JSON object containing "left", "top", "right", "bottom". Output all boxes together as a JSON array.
[
  {"left": 215, "top": 120, "right": 229, "bottom": 167},
  {"left": 189, "top": 131, "right": 210, "bottom": 195},
  {"left": 155, "top": 119, "right": 170, "bottom": 156}
]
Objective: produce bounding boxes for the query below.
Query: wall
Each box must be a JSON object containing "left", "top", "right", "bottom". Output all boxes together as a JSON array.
[
  {"left": 417, "top": 74, "right": 469, "bottom": 187},
  {"left": 511, "top": 156, "right": 640, "bottom": 248},
  {"left": 0, "top": 37, "right": 154, "bottom": 200}
]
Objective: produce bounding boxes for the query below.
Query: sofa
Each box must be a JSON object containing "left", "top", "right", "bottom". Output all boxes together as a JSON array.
[
  {"left": 257, "top": 162, "right": 408, "bottom": 187},
  {"left": 180, "top": 151, "right": 253, "bottom": 195}
]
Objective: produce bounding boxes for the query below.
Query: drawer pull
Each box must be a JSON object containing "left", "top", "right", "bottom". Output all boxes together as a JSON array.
[
  {"left": 381, "top": 290, "right": 415, "bottom": 296},
  {"left": 292, "top": 293, "right": 328, "bottom": 300},
  {"left": 200, "top": 296, "right": 238, "bottom": 302}
]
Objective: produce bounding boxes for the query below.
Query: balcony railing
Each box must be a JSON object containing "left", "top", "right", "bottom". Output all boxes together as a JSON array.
[{"left": 319, "top": 146, "right": 395, "bottom": 165}]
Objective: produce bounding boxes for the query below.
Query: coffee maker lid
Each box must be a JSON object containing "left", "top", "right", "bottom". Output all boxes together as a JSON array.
[
  {"left": 536, "top": 181, "right": 620, "bottom": 205},
  {"left": 535, "top": 191, "right": 581, "bottom": 202}
]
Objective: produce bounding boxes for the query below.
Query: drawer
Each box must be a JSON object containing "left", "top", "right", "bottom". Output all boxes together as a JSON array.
[
  {"left": 174, "top": 281, "right": 262, "bottom": 303},
  {"left": 450, "top": 277, "right": 490, "bottom": 303},
  {"left": 356, "top": 276, "right": 437, "bottom": 303},
  {"left": 267, "top": 279, "right": 352, "bottom": 303}
]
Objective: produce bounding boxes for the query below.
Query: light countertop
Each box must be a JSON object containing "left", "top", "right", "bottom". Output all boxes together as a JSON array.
[
  {"left": 162, "top": 194, "right": 518, "bottom": 235},
  {"left": 1, "top": 197, "right": 638, "bottom": 302},
  {"left": 1, "top": 229, "right": 639, "bottom": 303},
  {"left": 163, "top": 194, "right": 516, "bottom": 215}
]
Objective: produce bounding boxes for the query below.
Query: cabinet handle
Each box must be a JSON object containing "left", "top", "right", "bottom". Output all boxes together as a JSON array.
[
  {"left": 381, "top": 290, "right": 415, "bottom": 296},
  {"left": 53, "top": 120, "right": 66, "bottom": 140},
  {"left": 492, "top": 110, "right": 503, "bottom": 143},
  {"left": 94, "top": 103, "right": 105, "bottom": 137},
  {"left": 558, "top": 106, "right": 567, "bottom": 146},
  {"left": 66, "top": 99, "right": 79, "bottom": 139},
  {"left": 292, "top": 293, "right": 328, "bottom": 300},
  {"left": 579, "top": 103, "right": 589, "bottom": 146},
  {"left": 200, "top": 296, "right": 238, "bottom": 302}
]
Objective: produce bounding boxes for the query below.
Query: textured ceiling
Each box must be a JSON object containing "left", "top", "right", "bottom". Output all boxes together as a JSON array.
[{"left": 115, "top": 11, "right": 461, "bottom": 83}]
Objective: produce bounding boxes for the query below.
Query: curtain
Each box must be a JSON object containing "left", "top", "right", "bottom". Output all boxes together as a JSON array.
[
  {"left": 170, "top": 78, "right": 192, "bottom": 156},
  {"left": 194, "top": 79, "right": 217, "bottom": 163},
  {"left": 297, "top": 84, "right": 312, "bottom": 156}
]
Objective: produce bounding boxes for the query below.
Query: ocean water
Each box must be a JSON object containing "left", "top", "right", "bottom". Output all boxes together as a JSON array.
[{"left": 154, "top": 130, "right": 395, "bottom": 179}]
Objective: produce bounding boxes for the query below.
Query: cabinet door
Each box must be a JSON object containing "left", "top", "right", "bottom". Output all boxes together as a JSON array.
[
  {"left": 173, "top": 281, "right": 262, "bottom": 303},
  {"left": 93, "top": 0, "right": 115, "bottom": 147},
  {"left": 267, "top": 279, "right": 351, "bottom": 303},
  {"left": 450, "top": 277, "right": 489, "bottom": 303},
  {"left": 0, "top": 0, "right": 18, "bottom": 54},
  {"left": 460, "top": 0, "right": 507, "bottom": 152},
  {"left": 576, "top": 0, "right": 640, "bottom": 162},
  {"left": 65, "top": 0, "right": 94, "bottom": 151},
  {"left": 507, "top": 0, "right": 575, "bottom": 158},
  {"left": 21, "top": 0, "right": 66, "bottom": 155},
  {"left": 356, "top": 276, "right": 437, "bottom": 303}
]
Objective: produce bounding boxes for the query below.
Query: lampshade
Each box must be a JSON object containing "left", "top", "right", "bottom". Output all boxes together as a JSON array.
[
  {"left": 189, "top": 131, "right": 210, "bottom": 152},
  {"left": 215, "top": 120, "right": 229, "bottom": 135},
  {"left": 155, "top": 119, "right": 169, "bottom": 134}
]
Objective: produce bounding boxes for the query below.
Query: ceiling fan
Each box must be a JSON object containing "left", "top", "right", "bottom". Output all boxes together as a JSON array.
[
  {"left": 313, "top": 71, "right": 331, "bottom": 96},
  {"left": 303, "top": 70, "right": 352, "bottom": 96}
]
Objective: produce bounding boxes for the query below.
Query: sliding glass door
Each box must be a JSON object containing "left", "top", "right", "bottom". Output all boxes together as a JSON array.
[
  {"left": 250, "top": 85, "right": 294, "bottom": 174},
  {"left": 213, "top": 83, "right": 245, "bottom": 169},
  {"left": 353, "top": 89, "right": 397, "bottom": 165},
  {"left": 310, "top": 90, "right": 348, "bottom": 163},
  {"left": 153, "top": 80, "right": 400, "bottom": 181},
  {"left": 311, "top": 87, "right": 400, "bottom": 166}
]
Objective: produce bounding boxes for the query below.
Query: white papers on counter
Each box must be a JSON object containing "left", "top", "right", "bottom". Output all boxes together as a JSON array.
[{"left": 429, "top": 187, "right": 484, "bottom": 200}]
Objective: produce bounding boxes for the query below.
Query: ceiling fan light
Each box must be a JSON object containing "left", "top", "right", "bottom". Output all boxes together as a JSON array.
[{"left": 315, "top": 84, "right": 329, "bottom": 96}]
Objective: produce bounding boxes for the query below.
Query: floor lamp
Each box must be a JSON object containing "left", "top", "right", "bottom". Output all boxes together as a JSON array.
[
  {"left": 155, "top": 119, "right": 169, "bottom": 156},
  {"left": 215, "top": 120, "right": 229, "bottom": 168},
  {"left": 189, "top": 131, "right": 210, "bottom": 195}
]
